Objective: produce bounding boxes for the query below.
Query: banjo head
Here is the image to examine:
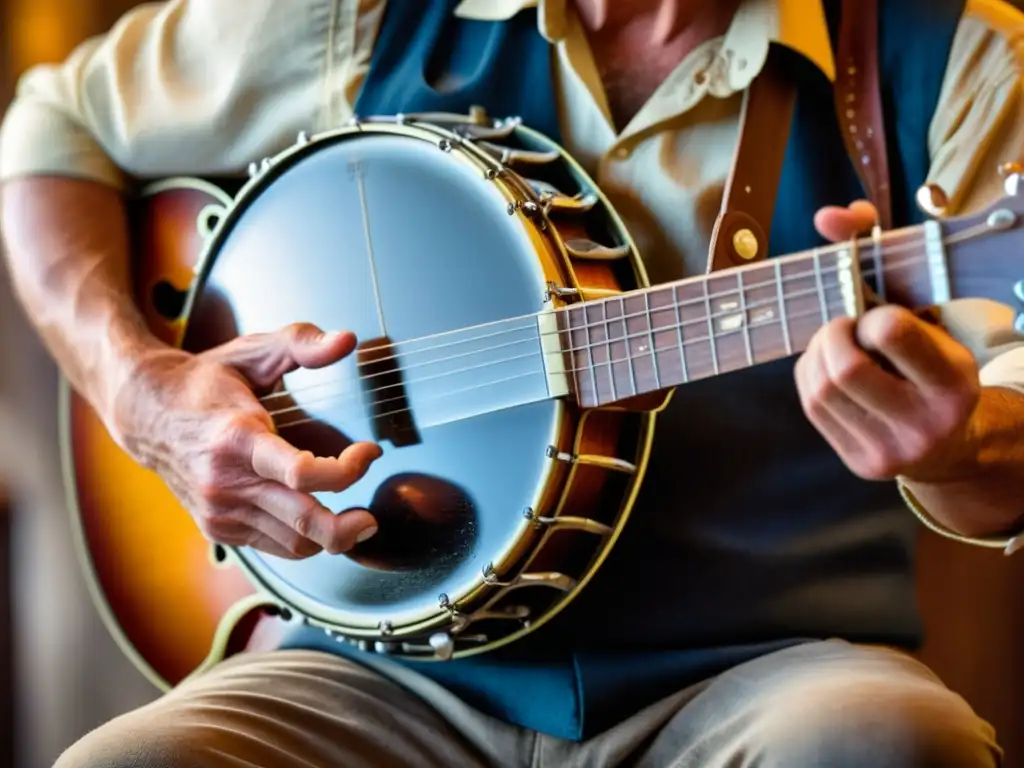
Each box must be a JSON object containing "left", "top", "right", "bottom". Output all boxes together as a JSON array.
[
  {"left": 178, "top": 116, "right": 655, "bottom": 658},
  {"left": 181, "top": 123, "right": 568, "bottom": 639}
]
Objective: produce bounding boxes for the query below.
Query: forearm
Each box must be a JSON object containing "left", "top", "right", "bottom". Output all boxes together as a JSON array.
[
  {"left": 901, "top": 385, "right": 1024, "bottom": 540},
  {"left": 1, "top": 177, "right": 167, "bottom": 424}
]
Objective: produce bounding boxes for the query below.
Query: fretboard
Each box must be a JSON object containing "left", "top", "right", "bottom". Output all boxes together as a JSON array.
[{"left": 559, "top": 225, "right": 937, "bottom": 408}]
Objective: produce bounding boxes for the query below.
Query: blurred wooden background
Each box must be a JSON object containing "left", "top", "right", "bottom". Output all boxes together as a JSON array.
[
  {"left": 0, "top": 2, "right": 1022, "bottom": 767},
  {"left": 0, "top": 5, "right": 158, "bottom": 767}
]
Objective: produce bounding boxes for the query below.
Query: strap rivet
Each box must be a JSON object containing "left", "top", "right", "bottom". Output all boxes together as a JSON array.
[{"left": 732, "top": 228, "right": 759, "bottom": 260}]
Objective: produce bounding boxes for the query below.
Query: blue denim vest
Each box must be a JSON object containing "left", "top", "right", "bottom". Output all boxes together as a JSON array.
[{"left": 284, "top": 0, "right": 967, "bottom": 741}]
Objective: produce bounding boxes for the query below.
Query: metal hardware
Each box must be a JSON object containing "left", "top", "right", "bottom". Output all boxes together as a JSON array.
[
  {"left": 1014, "top": 280, "right": 1024, "bottom": 303},
  {"left": 378, "top": 620, "right": 393, "bottom": 636},
  {"left": 260, "top": 158, "right": 272, "bottom": 172},
  {"left": 1016, "top": 315, "right": 1024, "bottom": 333},
  {"left": 482, "top": 563, "right": 578, "bottom": 592},
  {"left": 915, "top": 183, "right": 949, "bottom": 217},
  {"left": 1004, "top": 171, "right": 1024, "bottom": 197},
  {"left": 478, "top": 142, "right": 560, "bottom": 165},
  {"left": 428, "top": 632, "right": 455, "bottom": 660},
  {"left": 247, "top": 161, "right": 260, "bottom": 178},
  {"left": 523, "top": 507, "right": 614, "bottom": 536},
  {"left": 923, "top": 219, "right": 951, "bottom": 304},
  {"left": 998, "top": 162, "right": 1024, "bottom": 196},
  {"left": 546, "top": 446, "right": 637, "bottom": 474},
  {"left": 470, "top": 605, "right": 531, "bottom": 622},
  {"left": 543, "top": 282, "right": 580, "bottom": 302},
  {"left": 438, "top": 138, "right": 453, "bottom": 153},
  {"left": 564, "top": 239, "right": 631, "bottom": 261},
  {"left": 295, "top": 131, "right": 310, "bottom": 146},
  {"left": 732, "top": 228, "right": 759, "bottom": 260},
  {"left": 987, "top": 209, "right": 1017, "bottom": 231},
  {"left": 546, "top": 446, "right": 575, "bottom": 464},
  {"left": 527, "top": 179, "right": 599, "bottom": 213},
  {"left": 453, "top": 120, "right": 520, "bottom": 141}
]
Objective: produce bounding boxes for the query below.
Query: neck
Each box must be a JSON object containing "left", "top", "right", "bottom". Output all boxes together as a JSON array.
[
  {"left": 574, "top": 0, "right": 739, "bottom": 45},
  {"left": 555, "top": 223, "right": 951, "bottom": 408}
]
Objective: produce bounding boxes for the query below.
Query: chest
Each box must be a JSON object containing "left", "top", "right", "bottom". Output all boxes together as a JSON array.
[{"left": 589, "top": 32, "right": 694, "bottom": 130}]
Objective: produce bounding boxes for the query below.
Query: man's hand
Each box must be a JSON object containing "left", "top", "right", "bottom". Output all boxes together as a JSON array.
[
  {"left": 796, "top": 202, "right": 981, "bottom": 482},
  {"left": 109, "top": 322, "right": 382, "bottom": 560}
]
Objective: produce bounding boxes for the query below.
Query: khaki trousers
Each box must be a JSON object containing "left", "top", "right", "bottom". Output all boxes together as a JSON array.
[{"left": 55, "top": 639, "right": 1000, "bottom": 767}]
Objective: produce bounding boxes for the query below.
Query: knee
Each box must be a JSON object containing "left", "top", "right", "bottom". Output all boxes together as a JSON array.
[
  {"left": 54, "top": 713, "right": 215, "bottom": 768},
  {"left": 754, "top": 665, "right": 1001, "bottom": 767}
]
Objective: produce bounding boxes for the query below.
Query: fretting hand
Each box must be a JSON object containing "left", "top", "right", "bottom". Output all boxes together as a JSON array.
[
  {"left": 795, "top": 201, "right": 982, "bottom": 482},
  {"left": 108, "top": 322, "right": 382, "bottom": 559}
]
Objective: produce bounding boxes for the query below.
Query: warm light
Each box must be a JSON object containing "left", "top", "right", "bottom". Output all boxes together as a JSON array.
[{"left": 5, "top": 0, "right": 94, "bottom": 73}]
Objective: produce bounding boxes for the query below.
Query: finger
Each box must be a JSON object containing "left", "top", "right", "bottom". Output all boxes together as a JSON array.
[
  {"left": 194, "top": 513, "right": 302, "bottom": 559},
  {"left": 250, "top": 431, "right": 382, "bottom": 493},
  {"left": 210, "top": 323, "right": 358, "bottom": 390},
  {"left": 819, "top": 317, "right": 915, "bottom": 415},
  {"left": 229, "top": 505, "right": 323, "bottom": 559},
  {"left": 245, "top": 482, "right": 378, "bottom": 554},
  {"left": 856, "top": 306, "right": 973, "bottom": 392},
  {"left": 813, "top": 200, "right": 879, "bottom": 242},
  {"left": 795, "top": 348, "right": 869, "bottom": 460}
]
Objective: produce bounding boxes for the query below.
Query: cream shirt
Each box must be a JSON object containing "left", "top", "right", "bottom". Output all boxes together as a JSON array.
[{"left": 1, "top": 0, "right": 1023, "bottom": 545}]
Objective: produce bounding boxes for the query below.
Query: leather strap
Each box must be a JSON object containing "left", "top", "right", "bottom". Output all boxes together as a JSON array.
[
  {"left": 834, "top": 0, "right": 892, "bottom": 230},
  {"left": 707, "top": 45, "right": 797, "bottom": 273},
  {"left": 708, "top": 0, "right": 892, "bottom": 273}
]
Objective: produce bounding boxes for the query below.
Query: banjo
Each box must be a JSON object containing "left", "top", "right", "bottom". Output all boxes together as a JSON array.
[{"left": 61, "top": 109, "right": 1024, "bottom": 691}]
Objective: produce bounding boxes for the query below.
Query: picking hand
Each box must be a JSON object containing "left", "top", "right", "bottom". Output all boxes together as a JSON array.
[
  {"left": 795, "top": 202, "right": 981, "bottom": 482},
  {"left": 109, "top": 323, "right": 382, "bottom": 559}
]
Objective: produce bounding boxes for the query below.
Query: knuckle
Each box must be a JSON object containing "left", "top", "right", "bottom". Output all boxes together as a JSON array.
[
  {"left": 855, "top": 448, "right": 900, "bottom": 481},
  {"left": 284, "top": 322, "right": 321, "bottom": 346},
  {"left": 899, "top": 427, "right": 934, "bottom": 465},
  {"left": 195, "top": 513, "right": 233, "bottom": 543},
  {"left": 831, "top": 354, "right": 872, "bottom": 389},
  {"left": 292, "top": 501, "right": 320, "bottom": 537},
  {"left": 214, "top": 413, "right": 259, "bottom": 451},
  {"left": 866, "top": 307, "right": 913, "bottom": 349},
  {"left": 283, "top": 452, "right": 315, "bottom": 489},
  {"left": 191, "top": 454, "right": 226, "bottom": 500}
]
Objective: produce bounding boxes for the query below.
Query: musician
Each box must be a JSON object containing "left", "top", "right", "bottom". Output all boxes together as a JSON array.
[{"left": 2, "top": 0, "right": 1024, "bottom": 765}]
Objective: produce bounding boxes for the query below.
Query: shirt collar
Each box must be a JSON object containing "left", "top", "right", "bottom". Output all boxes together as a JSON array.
[{"left": 454, "top": 0, "right": 836, "bottom": 83}]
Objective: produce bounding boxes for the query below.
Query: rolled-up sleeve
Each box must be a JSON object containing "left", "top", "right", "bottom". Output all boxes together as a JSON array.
[
  {"left": 0, "top": 0, "right": 338, "bottom": 188},
  {"left": 927, "top": 0, "right": 1024, "bottom": 391}
]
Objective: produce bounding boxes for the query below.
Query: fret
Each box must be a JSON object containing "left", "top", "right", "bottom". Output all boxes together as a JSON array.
[
  {"left": 602, "top": 298, "right": 634, "bottom": 400},
  {"left": 775, "top": 259, "right": 793, "bottom": 356},
  {"left": 643, "top": 291, "right": 662, "bottom": 390},
  {"left": 580, "top": 305, "right": 597, "bottom": 402},
  {"left": 735, "top": 261, "right": 789, "bottom": 365},
  {"left": 648, "top": 286, "right": 685, "bottom": 387},
  {"left": 737, "top": 271, "right": 754, "bottom": 366},
  {"left": 621, "top": 292, "right": 657, "bottom": 395},
  {"left": 812, "top": 248, "right": 830, "bottom": 324},
  {"left": 618, "top": 296, "right": 637, "bottom": 395},
  {"left": 871, "top": 224, "right": 886, "bottom": 303},
  {"left": 673, "top": 285, "right": 689, "bottom": 382},
  {"left": 582, "top": 300, "right": 615, "bottom": 405},
  {"left": 702, "top": 279, "right": 720, "bottom": 375}
]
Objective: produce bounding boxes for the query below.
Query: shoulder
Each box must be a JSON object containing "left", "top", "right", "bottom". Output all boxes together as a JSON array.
[{"left": 927, "top": 0, "right": 1024, "bottom": 213}]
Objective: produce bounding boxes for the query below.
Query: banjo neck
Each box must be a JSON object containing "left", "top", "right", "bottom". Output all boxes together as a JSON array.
[{"left": 554, "top": 208, "right": 1018, "bottom": 409}]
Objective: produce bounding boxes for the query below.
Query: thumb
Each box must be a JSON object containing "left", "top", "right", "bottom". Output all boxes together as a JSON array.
[
  {"left": 209, "top": 323, "right": 357, "bottom": 390},
  {"left": 813, "top": 199, "right": 879, "bottom": 243}
]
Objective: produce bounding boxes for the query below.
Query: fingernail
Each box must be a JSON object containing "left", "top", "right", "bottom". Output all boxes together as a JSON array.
[{"left": 356, "top": 526, "right": 378, "bottom": 543}]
